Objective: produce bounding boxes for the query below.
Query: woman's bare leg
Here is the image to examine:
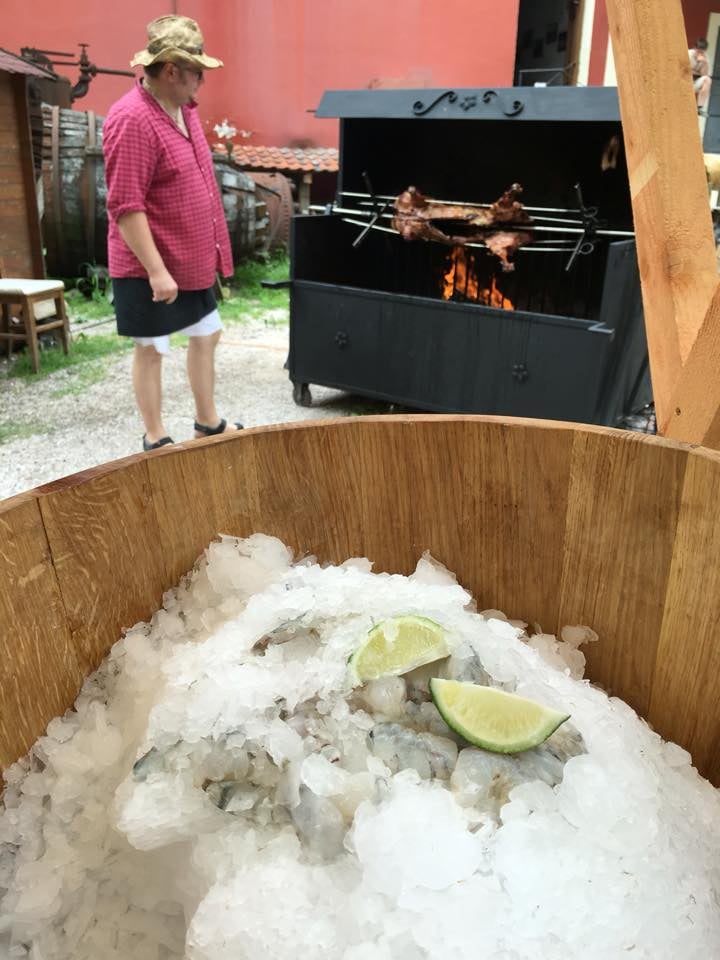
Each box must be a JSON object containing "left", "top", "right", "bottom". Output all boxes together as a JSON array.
[
  {"left": 187, "top": 330, "right": 240, "bottom": 436},
  {"left": 697, "top": 76, "right": 712, "bottom": 110},
  {"left": 133, "top": 343, "right": 168, "bottom": 442}
]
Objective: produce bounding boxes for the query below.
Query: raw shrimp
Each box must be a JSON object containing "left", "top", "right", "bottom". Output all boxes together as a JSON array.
[
  {"left": 368, "top": 723, "right": 458, "bottom": 779},
  {"left": 355, "top": 677, "right": 408, "bottom": 718},
  {"left": 451, "top": 724, "right": 586, "bottom": 818},
  {"left": 252, "top": 614, "right": 317, "bottom": 653},
  {"left": 292, "top": 785, "right": 346, "bottom": 859}
]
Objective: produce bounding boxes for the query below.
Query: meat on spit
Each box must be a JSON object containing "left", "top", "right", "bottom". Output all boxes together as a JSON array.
[{"left": 391, "top": 183, "right": 533, "bottom": 272}]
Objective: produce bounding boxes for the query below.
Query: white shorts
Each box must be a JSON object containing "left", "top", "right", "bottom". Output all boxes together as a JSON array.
[{"left": 133, "top": 309, "right": 223, "bottom": 355}]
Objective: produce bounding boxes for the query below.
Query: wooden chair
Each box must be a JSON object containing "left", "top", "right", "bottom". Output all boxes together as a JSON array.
[{"left": 0, "top": 260, "right": 71, "bottom": 373}]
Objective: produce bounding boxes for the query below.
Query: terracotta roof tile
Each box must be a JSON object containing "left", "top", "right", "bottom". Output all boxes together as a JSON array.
[{"left": 212, "top": 142, "right": 338, "bottom": 173}]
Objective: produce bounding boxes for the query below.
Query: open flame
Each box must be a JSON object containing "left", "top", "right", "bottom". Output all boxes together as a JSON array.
[
  {"left": 442, "top": 246, "right": 514, "bottom": 310},
  {"left": 485, "top": 277, "right": 514, "bottom": 310},
  {"left": 443, "top": 245, "right": 479, "bottom": 300}
]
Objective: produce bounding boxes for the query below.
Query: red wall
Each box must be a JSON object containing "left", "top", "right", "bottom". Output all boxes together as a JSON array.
[
  {"left": 1, "top": 0, "right": 167, "bottom": 115},
  {"left": 683, "top": 0, "right": 717, "bottom": 44},
  {"left": 2, "top": 0, "right": 520, "bottom": 147},
  {"left": 588, "top": 1, "right": 610, "bottom": 86}
]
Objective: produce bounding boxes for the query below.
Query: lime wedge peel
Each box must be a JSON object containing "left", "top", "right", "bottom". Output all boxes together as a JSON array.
[
  {"left": 430, "top": 678, "right": 570, "bottom": 754},
  {"left": 349, "top": 615, "right": 449, "bottom": 685}
]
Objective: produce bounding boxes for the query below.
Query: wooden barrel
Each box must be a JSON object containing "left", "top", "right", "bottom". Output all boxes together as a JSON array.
[
  {"left": 247, "top": 172, "right": 294, "bottom": 251},
  {"left": 2, "top": 416, "right": 720, "bottom": 785},
  {"left": 41, "top": 105, "right": 107, "bottom": 277},
  {"left": 213, "top": 156, "right": 264, "bottom": 260},
  {"left": 40, "top": 106, "right": 263, "bottom": 277}
]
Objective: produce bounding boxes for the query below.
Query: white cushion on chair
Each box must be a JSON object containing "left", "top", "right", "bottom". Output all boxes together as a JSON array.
[
  {"left": 0, "top": 279, "right": 65, "bottom": 296},
  {"left": 34, "top": 300, "right": 61, "bottom": 321}
]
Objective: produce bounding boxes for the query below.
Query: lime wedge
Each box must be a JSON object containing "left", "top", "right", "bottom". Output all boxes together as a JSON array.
[
  {"left": 349, "top": 615, "right": 449, "bottom": 684},
  {"left": 430, "top": 678, "right": 570, "bottom": 753}
]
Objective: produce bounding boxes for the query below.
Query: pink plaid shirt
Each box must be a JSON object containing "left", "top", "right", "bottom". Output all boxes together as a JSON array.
[{"left": 103, "top": 81, "right": 233, "bottom": 288}]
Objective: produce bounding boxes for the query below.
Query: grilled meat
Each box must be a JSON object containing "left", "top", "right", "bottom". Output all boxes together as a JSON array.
[
  {"left": 484, "top": 230, "right": 534, "bottom": 272},
  {"left": 391, "top": 183, "right": 533, "bottom": 271}
]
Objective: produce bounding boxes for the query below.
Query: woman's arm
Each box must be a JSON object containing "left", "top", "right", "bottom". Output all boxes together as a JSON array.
[{"left": 117, "top": 211, "right": 178, "bottom": 304}]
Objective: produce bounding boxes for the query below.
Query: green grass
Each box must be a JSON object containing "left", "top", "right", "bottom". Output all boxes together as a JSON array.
[
  {"left": 50, "top": 361, "right": 109, "bottom": 398},
  {"left": 64, "top": 292, "right": 115, "bottom": 323},
  {"left": 6, "top": 331, "right": 131, "bottom": 382},
  {"left": 0, "top": 421, "right": 52, "bottom": 444},
  {"left": 233, "top": 251, "right": 290, "bottom": 291},
  {"left": 219, "top": 252, "right": 289, "bottom": 323},
  {"left": 58, "top": 253, "right": 290, "bottom": 327}
]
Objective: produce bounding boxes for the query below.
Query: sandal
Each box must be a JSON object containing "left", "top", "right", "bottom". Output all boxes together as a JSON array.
[
  {"left": 193, "top": 417, "right": 244, "bottom": 437},
  {"left": 142, "top": 434, "right": 174, "bottom": 451}
]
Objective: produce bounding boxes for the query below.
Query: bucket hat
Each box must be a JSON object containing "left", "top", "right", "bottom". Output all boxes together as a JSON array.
[{"left": 130, "top": 15, "right": 223, "bottom": 70}]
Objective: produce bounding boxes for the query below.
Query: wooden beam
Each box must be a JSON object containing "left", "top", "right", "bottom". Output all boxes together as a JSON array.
[
  {"left": 606, "top": 0, "right": 719, "bottom": 430},
  {"left": 662, "top": 286, "right": 720, "bottom": 445}
]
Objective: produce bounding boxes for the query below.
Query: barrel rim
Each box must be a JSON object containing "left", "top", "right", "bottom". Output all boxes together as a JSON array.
[{"left": 1, "top": 414, "right": 715, "bottom": 513}]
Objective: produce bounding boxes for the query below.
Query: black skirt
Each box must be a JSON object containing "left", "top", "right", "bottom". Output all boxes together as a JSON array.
[{"left": 113, "top": 278, "right": 217, "bottom": 337}]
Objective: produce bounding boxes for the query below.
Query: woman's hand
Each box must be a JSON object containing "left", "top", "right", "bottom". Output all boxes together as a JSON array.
[
  {"left": 149, "top": 268, "right": 179, "bottom": 304},
  {"left": 117, "top": 212, "right": 178, "bottom": 303}
]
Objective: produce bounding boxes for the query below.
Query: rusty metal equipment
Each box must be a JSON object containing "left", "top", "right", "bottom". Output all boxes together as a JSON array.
[
  {"left": 247, "top": 173, "right": 294, "bottom": 252},
  {"left": 20, "top": 44, "right": 134, "bottom": 102}
]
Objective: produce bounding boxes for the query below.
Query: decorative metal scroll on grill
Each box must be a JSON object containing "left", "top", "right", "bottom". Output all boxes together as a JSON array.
[{"left": 410, "top": 89, "right": 525, "bottom": 117}]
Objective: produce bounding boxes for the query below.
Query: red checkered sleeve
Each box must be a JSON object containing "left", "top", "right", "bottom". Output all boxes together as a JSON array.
[
  {"left": 104, "top": 83, "right": 233, "bottom": 288},
  {"left": 104, "top": 112, "right": 158, "bottom": 221}
]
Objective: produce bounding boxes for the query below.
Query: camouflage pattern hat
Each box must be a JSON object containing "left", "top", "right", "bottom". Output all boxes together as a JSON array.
[{"left": 130, "top": 15, "right": 223, "bottom": 70}]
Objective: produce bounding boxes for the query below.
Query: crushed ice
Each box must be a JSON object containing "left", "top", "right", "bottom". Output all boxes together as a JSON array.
[{"left": 1, "top": 534, "right": 719, "bottom": 959}]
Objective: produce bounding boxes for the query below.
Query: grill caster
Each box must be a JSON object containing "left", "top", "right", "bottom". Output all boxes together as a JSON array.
[{"left": 293, "top": 382, "right": 312, "bottom": 407}]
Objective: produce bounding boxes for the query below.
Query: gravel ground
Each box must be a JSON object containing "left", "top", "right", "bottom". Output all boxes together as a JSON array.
[
  {"left": 1, "top": 313, "right": 655, "bottom": 501},
  {"left": 0, "top": 314, "right": 392, "bottom": 500}
]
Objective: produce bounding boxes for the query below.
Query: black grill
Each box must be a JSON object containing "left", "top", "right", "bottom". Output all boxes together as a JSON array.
[{"left": 287, "top": 87, "right": 650, "bottom": 424}]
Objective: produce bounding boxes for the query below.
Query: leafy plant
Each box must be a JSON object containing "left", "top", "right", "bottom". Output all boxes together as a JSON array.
[
  {"left": 218, "top": 252, "right": 289, "bottom": 323},
  {"left": 233, "top": 250, "right": 288, "bottom": 287},
  {"left": 76, "top": 262, "right": 113, "bottom": 303}
]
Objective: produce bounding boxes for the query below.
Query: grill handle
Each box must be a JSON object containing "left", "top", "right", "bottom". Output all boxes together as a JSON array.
[{"left": 260, "top": 280, "right": 292, "bottom": 289}]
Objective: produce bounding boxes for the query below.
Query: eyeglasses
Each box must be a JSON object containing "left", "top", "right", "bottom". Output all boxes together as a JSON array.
[{"left": 172, "top": 64, "right": 203, "bottom": 81}]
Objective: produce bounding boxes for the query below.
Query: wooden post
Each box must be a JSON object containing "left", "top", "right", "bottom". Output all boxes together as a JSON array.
[
  {"left": 299, "top": 172, "right": 313, "bottom": 214},
  {"left": 606, "top": 0, "right": 720, "bottom": 441},
  {"left": 565, "top": 0, "right": 589, "bottom": 86}
]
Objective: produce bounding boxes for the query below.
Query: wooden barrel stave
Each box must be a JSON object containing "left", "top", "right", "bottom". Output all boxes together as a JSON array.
[
  {"left": 214, "top": 158, "right": 258, "bottom": 259},
  {"left": 3, "top": 416, "right": 720, "bottom": 786},
  {"left": 42, "top": 105, "right": 107, "bottom": 275}
]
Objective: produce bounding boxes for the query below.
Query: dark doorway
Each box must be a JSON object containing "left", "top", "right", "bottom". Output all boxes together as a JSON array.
[{"left": 514, "top": 0, "right": 583, "bottom": 86}]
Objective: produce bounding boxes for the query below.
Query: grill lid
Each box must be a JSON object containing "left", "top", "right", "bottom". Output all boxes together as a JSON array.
[{"left": 315, "top": 87, "right": 622, "bottom": 123}]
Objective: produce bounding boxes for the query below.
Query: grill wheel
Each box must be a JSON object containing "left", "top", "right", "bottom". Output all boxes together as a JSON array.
[{"left": 292, "top": 382, "right": 312, "bottom": 407}]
